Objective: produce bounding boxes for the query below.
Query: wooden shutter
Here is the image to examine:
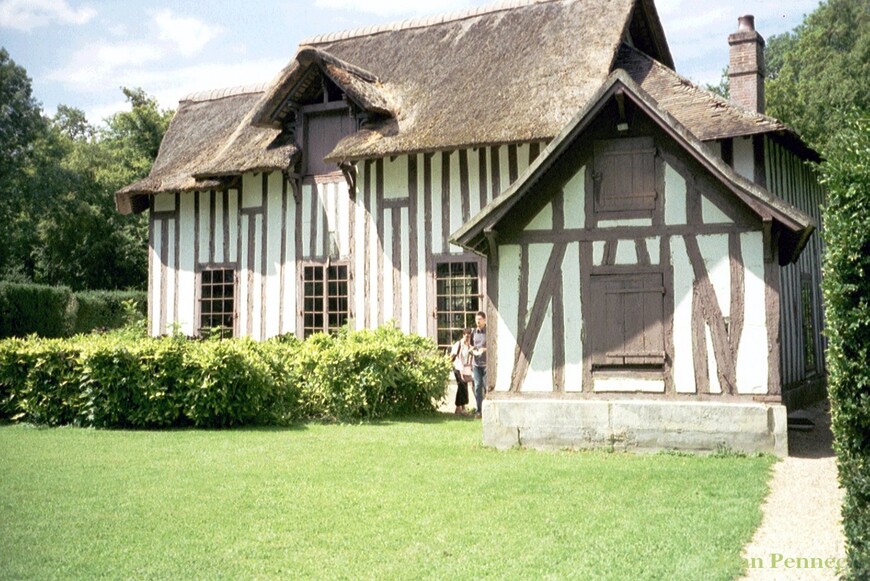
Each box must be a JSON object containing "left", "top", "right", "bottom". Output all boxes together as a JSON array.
[
  {"left": 589, "top": 273, "right": 665, "bottom": 367},
  {"left": 304, "top": 110, "right": 355, "bottom": 175},
  {"left": 593, "top": 137, "right": 657, "bottom": 215}
]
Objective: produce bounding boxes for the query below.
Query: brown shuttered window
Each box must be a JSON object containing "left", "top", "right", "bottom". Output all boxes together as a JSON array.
[
  {"left": 302, "top": 263, "right": 349, "bottom": 338},
  {"left": 200, "top": 268, "right": 236, "bottom": 339},
  {"left": 593, "top": 137, "right": 657, "bottom": 217},
  {"left": 304, "top": 110, "right": 355, "bottom": 176},
  {"left": 589, "top": 272, "right": 665, "bottom": 368}
]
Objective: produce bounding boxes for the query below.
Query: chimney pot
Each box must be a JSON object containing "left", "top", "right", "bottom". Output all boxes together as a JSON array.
[{"left": 737, "top": 15, "right": 755, "bottom": 32}]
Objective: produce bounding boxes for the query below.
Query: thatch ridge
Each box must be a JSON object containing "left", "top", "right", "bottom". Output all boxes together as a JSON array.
[
  {"left": 301, "top": 0, "right": 557, "bottom": 45},
  {"left": 182, "top": 83, "right": 271, "bottom": 103}
]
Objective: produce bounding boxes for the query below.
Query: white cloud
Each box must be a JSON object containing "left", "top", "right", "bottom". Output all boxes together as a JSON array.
[
  {"left": 47, "top": 9, "right": 224, "bottom": 98},
  {"left": 47, "top": 40, "right": 165, "bottom": 89},
  {"left": 0, "top": 0, "right": 95, "bottom": 31},
  {"left": 153, "top": 9, "right": 222, "bottom": 57},
  {"left": 84, "top": 98, "right": 129, "bottom": 126},
  {"left": 313, "top": 0, "right": 475, "bottom": 18},
  {"left": 72, "top": 57, "right": 286, "bottom": 125}
]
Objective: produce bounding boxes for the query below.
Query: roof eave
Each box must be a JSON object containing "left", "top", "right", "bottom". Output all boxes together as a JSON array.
[{"left": 251, "top": 47, "right": 393, "bottom": 129}]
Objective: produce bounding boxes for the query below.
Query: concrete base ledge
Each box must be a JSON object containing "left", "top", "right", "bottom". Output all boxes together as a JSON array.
[{"left": 482, "top": 398, "right": 788, "bottom": 457}]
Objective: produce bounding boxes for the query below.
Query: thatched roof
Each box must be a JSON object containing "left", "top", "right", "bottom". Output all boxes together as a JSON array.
[
  {"left": 452, "top": 70, "right": 815, "bottom": 265},
  {"left": 253, "top": 0, "right": 673, "bottom": 161},
  {"left": 116, "top": 0, "right": 817, "bottom": 213},
  {"left": 115, "top": 86, "right": 298, "bottom": 214}
]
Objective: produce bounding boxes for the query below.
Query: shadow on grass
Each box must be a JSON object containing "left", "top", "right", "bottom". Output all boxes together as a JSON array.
[{"left": 0, "top": 410, "right": 478, "bottom": 433}]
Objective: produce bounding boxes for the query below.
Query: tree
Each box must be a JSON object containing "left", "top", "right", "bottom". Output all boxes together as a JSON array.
[
  {"left": 0, "top": 48, "right": 45, "bottom": 184},
  {"left": 704, "top": 66, "right": 729, "bottom": 100},
  {"left": 0, "top": 47, "right": 173, "bottom": 290},
  {"left": 765, "top": 0, "right": 870, "bottom": 152},
  {"left": 0, "top": 48, "right": 56, "bottom": 281},
  {"left": 30, "top": 89, "right": 173, "bottom": 290}
]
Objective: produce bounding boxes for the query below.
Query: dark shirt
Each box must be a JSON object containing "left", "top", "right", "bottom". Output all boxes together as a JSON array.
[{"left": 471, "top": 326, "right": 486, "bottom": 368}]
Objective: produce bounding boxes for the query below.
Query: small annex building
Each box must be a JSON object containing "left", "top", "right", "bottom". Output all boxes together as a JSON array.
[
  {"left": 117, "top": 0, "right": 826, "bottom": 455},
  {"left": 452, "top": 71, "right": 813, "bottom": 455}
]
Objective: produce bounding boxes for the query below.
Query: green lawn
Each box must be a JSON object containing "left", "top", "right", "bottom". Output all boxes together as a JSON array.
[{"left": 0, "top": 417, "right": 773, "bottom": 580}]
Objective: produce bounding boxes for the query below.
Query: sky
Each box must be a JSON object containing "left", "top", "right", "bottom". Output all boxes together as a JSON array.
[{"left": 1, "top": 0, "right": 822, "bottom": 127}]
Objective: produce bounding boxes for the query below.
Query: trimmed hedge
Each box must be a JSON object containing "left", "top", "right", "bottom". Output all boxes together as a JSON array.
[
  {"left": 71, "top": 290, "right": 147, "bottom": 335},
  {"left": 821, "top": 113, "right": 870, "bottom": 579},
  {"left": 0, "top": 325, "right": 450, "bottom": 427},
  {"left": 0, "top": 283, "right": 73, "bottom": 338},
  {"left": 0, "top": 283, "right": 146, "bottom": 338}
]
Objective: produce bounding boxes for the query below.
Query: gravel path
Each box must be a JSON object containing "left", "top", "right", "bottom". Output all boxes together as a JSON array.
[{"left": 739, "top": 399, "right": 847, "bottom": 580}]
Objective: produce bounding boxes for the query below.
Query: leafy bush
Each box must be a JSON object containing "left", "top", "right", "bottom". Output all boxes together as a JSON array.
[
  {"left": 0, "top": 325, "right": 449, "bottom": 427},
  {"left": 0, "top": 283, "right": 146, "bottom": 339},
  {"left": 0, "top": 283, "right": 74, "bottom": 338},
  {"left": 71, "top": 290, "right": 146, "bottom": 335},
  {"left": 294, "top": 326, "right": 450, "bottom": 421},
  {"left": 821, "top": 112, "right": 870, "bottom": 579}
]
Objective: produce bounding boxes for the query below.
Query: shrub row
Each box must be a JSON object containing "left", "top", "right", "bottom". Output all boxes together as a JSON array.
[
  {"left": 0, "top": 282, "right": 146, "bottom": 338},
  {"left": 821, "top": 113, "right": 870, "bottom": 579},
  {"left": 0, "top": 325, "right": 449, "bottom": 427}
]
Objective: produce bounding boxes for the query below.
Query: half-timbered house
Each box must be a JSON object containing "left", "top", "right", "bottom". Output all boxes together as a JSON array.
[{"left": 116, "top": 0, "right": 825, "bottom": 454}]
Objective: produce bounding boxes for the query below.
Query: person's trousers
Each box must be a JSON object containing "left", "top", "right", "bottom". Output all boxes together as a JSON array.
[{"left": 472, "top": 365, "right": 486, "bottom": 414}]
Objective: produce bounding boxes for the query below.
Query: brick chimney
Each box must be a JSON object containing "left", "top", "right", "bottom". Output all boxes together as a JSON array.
[{"left": 728, "top": 15, "right": 765, "bottom": 113}]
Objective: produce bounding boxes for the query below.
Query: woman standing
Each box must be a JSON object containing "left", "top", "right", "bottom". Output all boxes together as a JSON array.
[{"left": 450, "top": 329, "right": 473, "bottom": 415}]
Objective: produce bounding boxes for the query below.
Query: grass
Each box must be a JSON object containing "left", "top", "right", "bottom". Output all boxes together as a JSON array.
[{"left": 0, "top": 417, "right": 774, "bottom": 580}]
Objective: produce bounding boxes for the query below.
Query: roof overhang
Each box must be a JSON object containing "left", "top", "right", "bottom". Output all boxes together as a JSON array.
[
  {"left": 451, "top": 69, "right": 815, "bottom": 265},
  {"left": 251, "top": 47, "right": 396, "bottom": 129}
]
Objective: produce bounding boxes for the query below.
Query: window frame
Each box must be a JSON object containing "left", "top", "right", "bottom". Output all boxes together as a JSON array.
[
  {"left": 431, "top": 255, "right": 486, "bottom": 352},
  {"left": 299, "top": 261, "right": 351, "bottom": 338},
  {"left": 196, "top": 265, "right": 238, "bottom": 339}
]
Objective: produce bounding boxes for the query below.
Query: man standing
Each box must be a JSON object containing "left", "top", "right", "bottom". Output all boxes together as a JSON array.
[{"left": 471, "top": 311, "right": 487, "bottom": 418}]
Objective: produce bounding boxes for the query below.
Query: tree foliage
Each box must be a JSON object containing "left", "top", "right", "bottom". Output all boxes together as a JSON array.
[
  {"left": 0, "top": 48, "right": 173, "bottom": 290},
  {"left": 765, "top": 0, "right": 870, "bottom": 152}
]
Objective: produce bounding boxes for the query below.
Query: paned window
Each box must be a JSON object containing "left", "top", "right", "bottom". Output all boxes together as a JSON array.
[
  {"left": 589, "top": 272, "right": 665, "bottom": 368},
  {"left": 435, "top": 261, "right": 481, "bottom": 350},
  {"left": 200, "top": 269, "right": 235, "bottom": 339},
  {"left": 303, "top": 264, "right": 349, "bottom": 337}
]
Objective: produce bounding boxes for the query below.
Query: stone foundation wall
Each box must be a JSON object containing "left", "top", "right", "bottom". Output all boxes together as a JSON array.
[{"left": 482, "top": 398, "right": 788, "bottom": 457}]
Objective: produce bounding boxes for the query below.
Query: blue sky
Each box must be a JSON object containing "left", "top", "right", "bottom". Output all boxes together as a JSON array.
[{"left": 1, "top": 0, "right": 821, "bottom": 126}]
